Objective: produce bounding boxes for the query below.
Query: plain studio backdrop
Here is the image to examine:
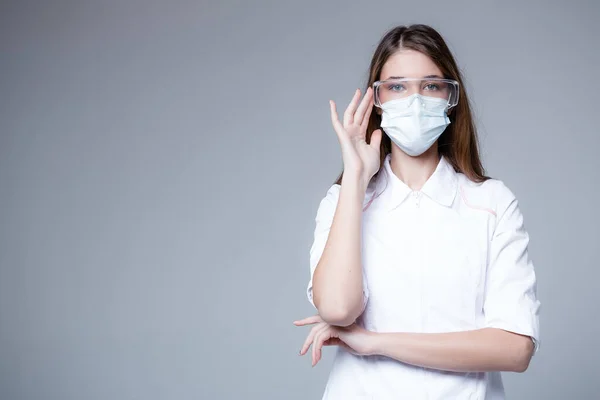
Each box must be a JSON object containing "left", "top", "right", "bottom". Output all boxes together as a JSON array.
[{"left": 1, "top": 0, "right": 598, "bottom": 399}]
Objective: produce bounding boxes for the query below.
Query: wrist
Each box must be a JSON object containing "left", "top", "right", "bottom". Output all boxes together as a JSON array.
[
  {"left": 366, "top": 331, "right": 385, "bottom": 356},
  {"left": 341, "top": 171, "right": 370, "bottom": 193},
  {"left": 368, "top": 332, "right": 400, "bottom": 357}
]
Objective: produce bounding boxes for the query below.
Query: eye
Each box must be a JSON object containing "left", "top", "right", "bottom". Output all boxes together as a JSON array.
[
  {"left": 423, "top": 83, "right": 440, "bottom": 91},
  {"left": 386, "top": 83, "right": 406, "bottom": 92}
]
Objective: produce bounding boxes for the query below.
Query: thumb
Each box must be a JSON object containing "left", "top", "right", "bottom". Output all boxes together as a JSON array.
[{"left": 369, "top": 129, "right": 382, "bottom": 150}]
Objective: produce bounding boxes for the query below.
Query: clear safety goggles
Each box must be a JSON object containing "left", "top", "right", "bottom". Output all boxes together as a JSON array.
[{"left": 373, "top": 77, "right": 460, "bottom": 110}]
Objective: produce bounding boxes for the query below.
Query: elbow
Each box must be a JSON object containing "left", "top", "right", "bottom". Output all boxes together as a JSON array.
[
  {"left": 312, "top": 282, "right": 364, "bottom": 327},
  {"left": 314, "top": 295, "right": 361, "bottom": 327},
  {"left": 318, "top": 306, "right": 357, "bottom": 327},
  {"left": 512, "top": 357, "right": 531, "bottom": 373},
  {"left": 510, "top": 337, "right": 535, "bottom": 373}
]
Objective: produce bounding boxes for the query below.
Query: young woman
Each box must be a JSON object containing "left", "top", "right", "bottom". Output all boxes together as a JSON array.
[{"left": 293, "top": 24, "right": 541, "bottom": 399}]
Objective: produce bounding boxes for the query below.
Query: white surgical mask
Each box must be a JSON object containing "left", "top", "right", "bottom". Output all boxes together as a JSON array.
[{"left": 380, "top": 93, "right": 451, "bottom": 157}]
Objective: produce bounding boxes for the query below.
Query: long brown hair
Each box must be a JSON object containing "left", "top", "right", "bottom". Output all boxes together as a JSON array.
[{"left": 334, "top": 24, "right": 489, "bottom": 186}]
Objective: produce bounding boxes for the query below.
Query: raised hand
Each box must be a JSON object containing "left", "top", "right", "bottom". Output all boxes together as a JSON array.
[{"left": 329, "top": 87, "right": 383, "bottom": 187}]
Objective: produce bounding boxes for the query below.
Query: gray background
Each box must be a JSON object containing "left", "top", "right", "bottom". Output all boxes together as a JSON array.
[{"left": 1, "top": 0, "right": 598, "bottom": 399}]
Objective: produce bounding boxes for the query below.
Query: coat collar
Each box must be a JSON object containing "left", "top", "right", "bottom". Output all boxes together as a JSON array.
[{"left": 375, "top": 153, "right": 458, "bottom": 212}]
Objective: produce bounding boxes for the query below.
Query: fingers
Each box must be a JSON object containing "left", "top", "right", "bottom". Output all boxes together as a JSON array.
[
  {"left": 293, "top": 314, "right": 322, "bottom": 326},
  {"left": 312, "top": 324, "right": 336, "bottom": 366},
  {"left": 355, "top": 87, "right": 374, "bottom": 130},
  {"left": 360, "top": 90, "right": 375, "bottom": 131},
  {"left": 343, "top": 88, "right": 361, "bottom": 126},
  {"left": 300, "top": 321, "right": 326, "bottom": 356},
  {"left": 343, "top": 88, "right": 374, "bottom": 129},
  {"left": 330, "top": 88, "right": 374, "bottom": 139},
  {"left": 369, "top": 128, "right": 383, "bottom": 150},
  {"left": 329, "top": 100, "right": 346, "bottom": 143},
  {"left": 296, "top": 321, "right": 350, "bottom": 366}
]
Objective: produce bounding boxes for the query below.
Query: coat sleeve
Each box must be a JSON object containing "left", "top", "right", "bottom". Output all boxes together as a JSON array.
[
  {"left": 306, "top": 184, "right": 369, "bottom": 310},
  {"left": 483, "top": 182, "right": 541, "bottom": 354}
]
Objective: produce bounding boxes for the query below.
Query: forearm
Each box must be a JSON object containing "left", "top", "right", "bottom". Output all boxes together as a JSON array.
[
  {"left": 313, "top": 173, "right": 367, "bottom": 326},
  {"left": 369, "top": 328, "right": 534, "bottom": 373}
]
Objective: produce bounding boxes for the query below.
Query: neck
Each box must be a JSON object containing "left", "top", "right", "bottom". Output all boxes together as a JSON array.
[{"left": 389, "top": 144, "right": 440, "bottom": 191}]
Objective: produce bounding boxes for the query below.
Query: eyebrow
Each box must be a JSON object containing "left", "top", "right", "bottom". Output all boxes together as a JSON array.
[{"left": 385, "top": 74, "right": 444, "bottom": 79}]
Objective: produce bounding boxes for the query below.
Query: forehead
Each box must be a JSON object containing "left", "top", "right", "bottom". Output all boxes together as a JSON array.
[{"left": 380, "top": 49, "right": 443, "bottom": 80}]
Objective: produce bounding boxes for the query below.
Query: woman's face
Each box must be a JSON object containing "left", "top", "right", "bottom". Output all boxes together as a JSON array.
[{"left": 376, "top": 49, "right": 444, "bottom": 115}]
